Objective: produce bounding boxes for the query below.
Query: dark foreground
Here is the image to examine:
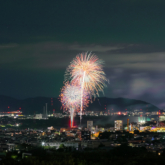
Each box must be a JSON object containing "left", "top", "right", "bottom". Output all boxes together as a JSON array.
[{"left": 1, "top": 144, "right": 165, "bottom": 165}]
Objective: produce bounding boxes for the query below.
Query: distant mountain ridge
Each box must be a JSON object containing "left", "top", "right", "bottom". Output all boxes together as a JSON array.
[{"left": 0, "top": 95, "right": 160, "bottom": 114}]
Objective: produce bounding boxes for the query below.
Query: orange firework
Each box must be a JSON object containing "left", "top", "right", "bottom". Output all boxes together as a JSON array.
[{"left": 65, "top": 52, "right": 108, "bottom": 123}]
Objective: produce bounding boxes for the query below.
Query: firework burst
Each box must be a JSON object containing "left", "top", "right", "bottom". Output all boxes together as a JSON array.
[
  {"left": 59, "top": 82, "right": 89, "bottom": 127},
  {"left": 65, "top": 52, "right": 108, "bottom": 123}
]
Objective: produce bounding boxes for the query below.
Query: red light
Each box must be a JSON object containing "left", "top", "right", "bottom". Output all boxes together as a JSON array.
[
  {"left": 8, "top": 106, "right": 10, "bottom": 109},
  {"left": 69, "top": 119, "right": 74, "bottom": 128},
  {"left": 118, "top": 112, "right": 121, "bottom": 115}
]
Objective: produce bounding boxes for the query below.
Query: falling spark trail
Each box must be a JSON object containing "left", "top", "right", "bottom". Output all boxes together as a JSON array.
[
  {"left": 70, "top": 108, "right": 74, "bottom": 127},
  {"left": 80, "top": 71, "right": 86, "bottom": 124}
]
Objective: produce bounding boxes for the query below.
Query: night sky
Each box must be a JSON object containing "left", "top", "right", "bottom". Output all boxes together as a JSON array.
[{"left": 0, "top": 0, "right": 165, "bottom": 109}]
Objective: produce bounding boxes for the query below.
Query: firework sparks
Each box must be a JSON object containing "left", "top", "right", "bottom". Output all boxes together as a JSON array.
[
  {"left": 65, "top": 52, "right": 108, "bottom": 123},
  {"left": 59, "top": 82, "right": 89, "bottom": 127}
]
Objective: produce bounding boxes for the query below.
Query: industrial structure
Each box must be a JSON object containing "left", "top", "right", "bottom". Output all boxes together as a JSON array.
[
  {"left": 114, "top": 120, "right": 123, "bottom": 131},
  {"left": 34, "top": 114, "right": 43, "bottom": 119},
  {"left": 0, "top": 110, "right": 22, "bottom": 117}
]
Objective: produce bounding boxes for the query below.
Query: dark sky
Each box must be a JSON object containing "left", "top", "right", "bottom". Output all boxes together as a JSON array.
[{"left": 0, "top": 0, "right": 165, "bottom": 109}]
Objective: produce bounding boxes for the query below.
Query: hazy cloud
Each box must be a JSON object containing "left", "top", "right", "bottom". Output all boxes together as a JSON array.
[
  {"left": 68, "top": 44, "right": 124, "bottom": 52},
  {"left": 0, "top": 41, "right": 165, "bottom": 109},
  {"left": 0, "top": 44, "right": 19, "bottom": 49}
]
